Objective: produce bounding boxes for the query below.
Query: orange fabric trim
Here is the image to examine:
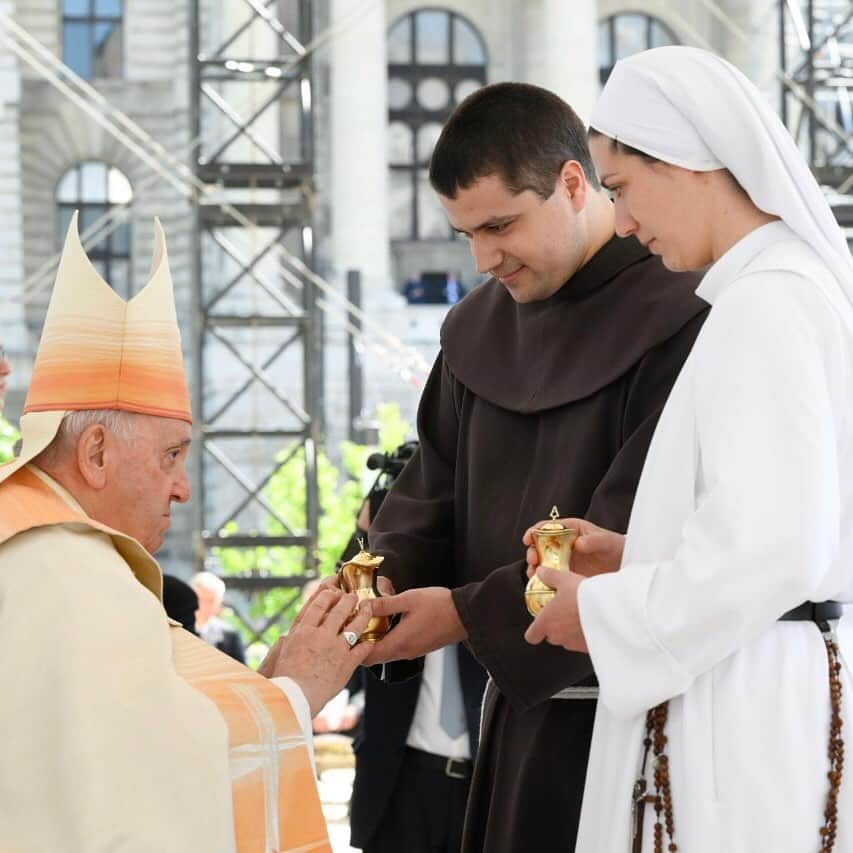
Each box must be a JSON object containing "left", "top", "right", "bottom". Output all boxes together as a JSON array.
[
  {"left": 0, "top": 467, "right": 83, "bottom": 545},
  {"left": 173, "top": 632, "right": 332, "bottom": 853}
]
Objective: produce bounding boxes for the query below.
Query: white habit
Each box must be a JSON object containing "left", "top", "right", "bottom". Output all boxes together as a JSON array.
[{"left": 577, "top": 220, "right": 853, "bottom": 851}]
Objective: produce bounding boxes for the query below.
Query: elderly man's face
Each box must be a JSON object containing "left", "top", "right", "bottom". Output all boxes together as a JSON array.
[
  {"left": 100, "top": 415, "right": 192, "bottom": 554},
  {"left": 194, "top": 585, "right": 222, "bottom": 624}
]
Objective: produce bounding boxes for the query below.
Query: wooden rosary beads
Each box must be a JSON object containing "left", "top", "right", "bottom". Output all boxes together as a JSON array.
[
  {"left": 632, "top": 702, "right": 677, "bottom": 853},
  {"left": 632, "top": 621, "right": 843, "bottom": 853},
  {"left": 648, "top": 702, "right": 677, "bottom": 853},
  {"left": 818, "top": 621, "right": 844, "bottom": 853}
]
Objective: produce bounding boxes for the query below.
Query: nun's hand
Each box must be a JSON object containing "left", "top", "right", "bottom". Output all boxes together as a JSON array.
[
  {"left": 524, "top": 567, "right": 588, "bottom": 652},
  {"left": 523, "top": 518, "right": 624, "bottom": 579}
]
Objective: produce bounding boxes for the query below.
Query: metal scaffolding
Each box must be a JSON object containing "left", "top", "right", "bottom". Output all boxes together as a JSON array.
[
  {"left": 189, "top": 0, "right": 322, "bottom": 638},
  {"left": 779, "top": 0, "right": 853, "bottom": 200}
]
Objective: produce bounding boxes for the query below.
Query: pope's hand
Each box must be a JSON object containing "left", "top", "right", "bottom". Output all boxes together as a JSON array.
[
  {"left": 523, "top": 517, "right": 624, "bottom": 579},
  {"left": 258, "top": 588, "right": 373, "bottom": 717},
  {"left": 523, "top": 567, "right": 588, "bottom": 652},
  {"left": 361, "top": 586, "right": 467, "bottom": 665}
]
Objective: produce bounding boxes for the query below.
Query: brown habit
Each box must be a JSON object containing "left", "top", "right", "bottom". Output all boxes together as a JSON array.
[{"left": 369, "top": 236, "right": 707, "bottom": 852}]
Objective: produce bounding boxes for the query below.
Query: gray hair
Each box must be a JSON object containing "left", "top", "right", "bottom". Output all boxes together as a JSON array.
[
  {"left": 189, "top": 571, "right": 226, "bottom": 601},
  {"left": 33, "top": 409, "right": 141, "bottom": 469}
]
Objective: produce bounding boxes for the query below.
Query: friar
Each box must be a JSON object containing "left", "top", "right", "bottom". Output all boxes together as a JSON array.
[{"left": 355, "top": 82, "right": 709, "bottom": 853}]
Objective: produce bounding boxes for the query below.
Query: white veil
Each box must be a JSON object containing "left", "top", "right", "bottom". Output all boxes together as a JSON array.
[{"left": 589, "top": 46, "right": 853, "bottom": 313}]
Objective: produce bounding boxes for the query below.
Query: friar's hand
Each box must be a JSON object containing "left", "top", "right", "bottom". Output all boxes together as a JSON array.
[
  {"left": 361, "top": 586, "right": 466, "bottom": 665},
  {"left": 523, "top": 517, "right": 624, "bottom": 579},
  {"left": 258, "top": 589, "right": 373, "bottom": 717},
  {"left": 524, "top": 567, "right": 588, "bottom": 652}
]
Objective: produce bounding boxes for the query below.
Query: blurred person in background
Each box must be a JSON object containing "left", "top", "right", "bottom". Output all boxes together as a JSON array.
[
  {"left": 191, "top": 570, "right": 246, "bottom": 663},
  {"left": 162, "top": 574, "right": 200, "bottom": 635}
]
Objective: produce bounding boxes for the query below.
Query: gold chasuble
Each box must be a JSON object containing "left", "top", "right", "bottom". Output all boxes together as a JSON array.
[{"left": 0, "top": 214, "right": 330, "bottom": 852}]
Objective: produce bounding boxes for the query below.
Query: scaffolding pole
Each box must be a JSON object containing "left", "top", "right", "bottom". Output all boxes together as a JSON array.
[{"left": 191, "top": 0, "right": 322, "bottom": 638}]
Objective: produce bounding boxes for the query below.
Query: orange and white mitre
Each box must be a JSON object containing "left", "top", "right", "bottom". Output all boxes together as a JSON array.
[
  {"left": 0, "top": 214, "right": 330, "bottom": 853},
  {"left": 3, "top": 209, "right": 191, "bottom": 484}
]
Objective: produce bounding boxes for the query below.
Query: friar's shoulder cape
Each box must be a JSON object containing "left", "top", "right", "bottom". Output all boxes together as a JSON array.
[
  {"left": 441, "top": 235, "right": 706, "bottom": 412},
  {"left": 0, "top": 464, "right": 330, "bottom": 853}
]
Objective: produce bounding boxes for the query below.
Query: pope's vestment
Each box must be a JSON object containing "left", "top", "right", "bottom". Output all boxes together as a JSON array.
[
  {"left": 0, "top": 213, "right": 331, "bottom": 852},
  {"left": 0, "top": 464, "right": 327, "bottom": 852},
  {"left": 576, "top": 221, "right": 853, "bottom": 852}
]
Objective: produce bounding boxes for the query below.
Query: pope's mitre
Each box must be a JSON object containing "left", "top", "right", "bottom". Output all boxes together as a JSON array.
[
  {"left": 24, "top": 212, "right": 191, "bottom": 422},
  {"left": 0, "top": 213, "right": 191, "bottom": 485}
]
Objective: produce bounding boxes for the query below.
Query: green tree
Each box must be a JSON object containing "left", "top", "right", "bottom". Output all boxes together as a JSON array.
[
  {"left": 0, "top": 416, "right": 20, "bottom": 464},
  {"left": 214, "top": 403, "right": 412, "bottom": 649}
]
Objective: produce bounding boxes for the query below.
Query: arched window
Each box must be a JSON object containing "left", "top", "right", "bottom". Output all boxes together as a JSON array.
[
  {"left": 388, "top": 9, "right": 487, "bottom": 241},
  {"left": 56, "top": 162, "right": 133, "bottom": 296},
  {"left": 598, "top": 13, "right": 677, "bottom": 85},
  {"left": 62, "top": 0, "right": 123, "bottom": 80}
]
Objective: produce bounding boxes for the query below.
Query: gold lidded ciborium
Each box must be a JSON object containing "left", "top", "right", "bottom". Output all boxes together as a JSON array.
[
  {"left": 338, "top": 539, "right": 391, "bottom": 643},
  {"left": 524, "top": 506, "right": 578, "bottom": 616}
]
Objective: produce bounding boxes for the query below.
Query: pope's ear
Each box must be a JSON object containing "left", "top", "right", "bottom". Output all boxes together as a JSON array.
[{"left": 76, "top": 424, "right": 109, "bottom": 489}]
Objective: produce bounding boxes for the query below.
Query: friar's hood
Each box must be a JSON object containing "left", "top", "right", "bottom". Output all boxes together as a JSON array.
[{"left": 441, "top": 235, "right": 708, "bottom": 414}]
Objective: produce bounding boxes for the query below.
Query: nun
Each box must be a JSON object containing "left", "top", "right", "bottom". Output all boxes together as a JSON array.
[{"left": 524, "top": 46, "right": 853, "bottom": 852}]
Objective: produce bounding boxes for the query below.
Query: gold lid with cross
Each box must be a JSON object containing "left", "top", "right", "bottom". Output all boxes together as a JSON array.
[
  {"left": 539, "top": 506, "right": 567, "bottom": 532},
  {"left": 345, "top": 537, "right": 386, "bottom": 568}
]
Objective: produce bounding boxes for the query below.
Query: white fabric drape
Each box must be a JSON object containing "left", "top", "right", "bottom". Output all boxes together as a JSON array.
[{"left": 589, "top": 46, "right": 853, "bottom": 317}]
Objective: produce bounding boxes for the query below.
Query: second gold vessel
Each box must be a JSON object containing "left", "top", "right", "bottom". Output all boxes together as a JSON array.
[{"left": 524, "top": 506, "right": 578, "bottom": 616}]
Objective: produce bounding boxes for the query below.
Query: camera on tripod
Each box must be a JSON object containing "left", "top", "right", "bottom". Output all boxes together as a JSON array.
[{"left": 365, "top": 441, "right": 418, "bottom": 481}]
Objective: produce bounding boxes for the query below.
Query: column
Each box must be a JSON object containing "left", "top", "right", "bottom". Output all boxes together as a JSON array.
[
  {"left": 721, "top": 0, "right": 780, "bottom": 104},
  {"left": 330, "top": 0, "right": 391, "bottom": 288},
  {"left": 329, "top": 0, "right": 394, "bottom": 448},
  {"left": 524, "top": 0, "right": 599, "bottom": 122}
]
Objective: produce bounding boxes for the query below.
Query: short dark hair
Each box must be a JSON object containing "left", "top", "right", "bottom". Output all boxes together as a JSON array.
[
  {"left": 586, "top": 127, "right": 660, "bottom": 163},
  {"left": 429, "top": 82, "right": 600, "bottom": 199}
]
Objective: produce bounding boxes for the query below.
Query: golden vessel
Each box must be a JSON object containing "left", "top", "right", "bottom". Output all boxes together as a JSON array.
[
  {"left": 524, "top": 506, "right": 578, "bottom": 616},
  {"left": 338, "top": 540, "right": 391, "bottom": 642}
]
